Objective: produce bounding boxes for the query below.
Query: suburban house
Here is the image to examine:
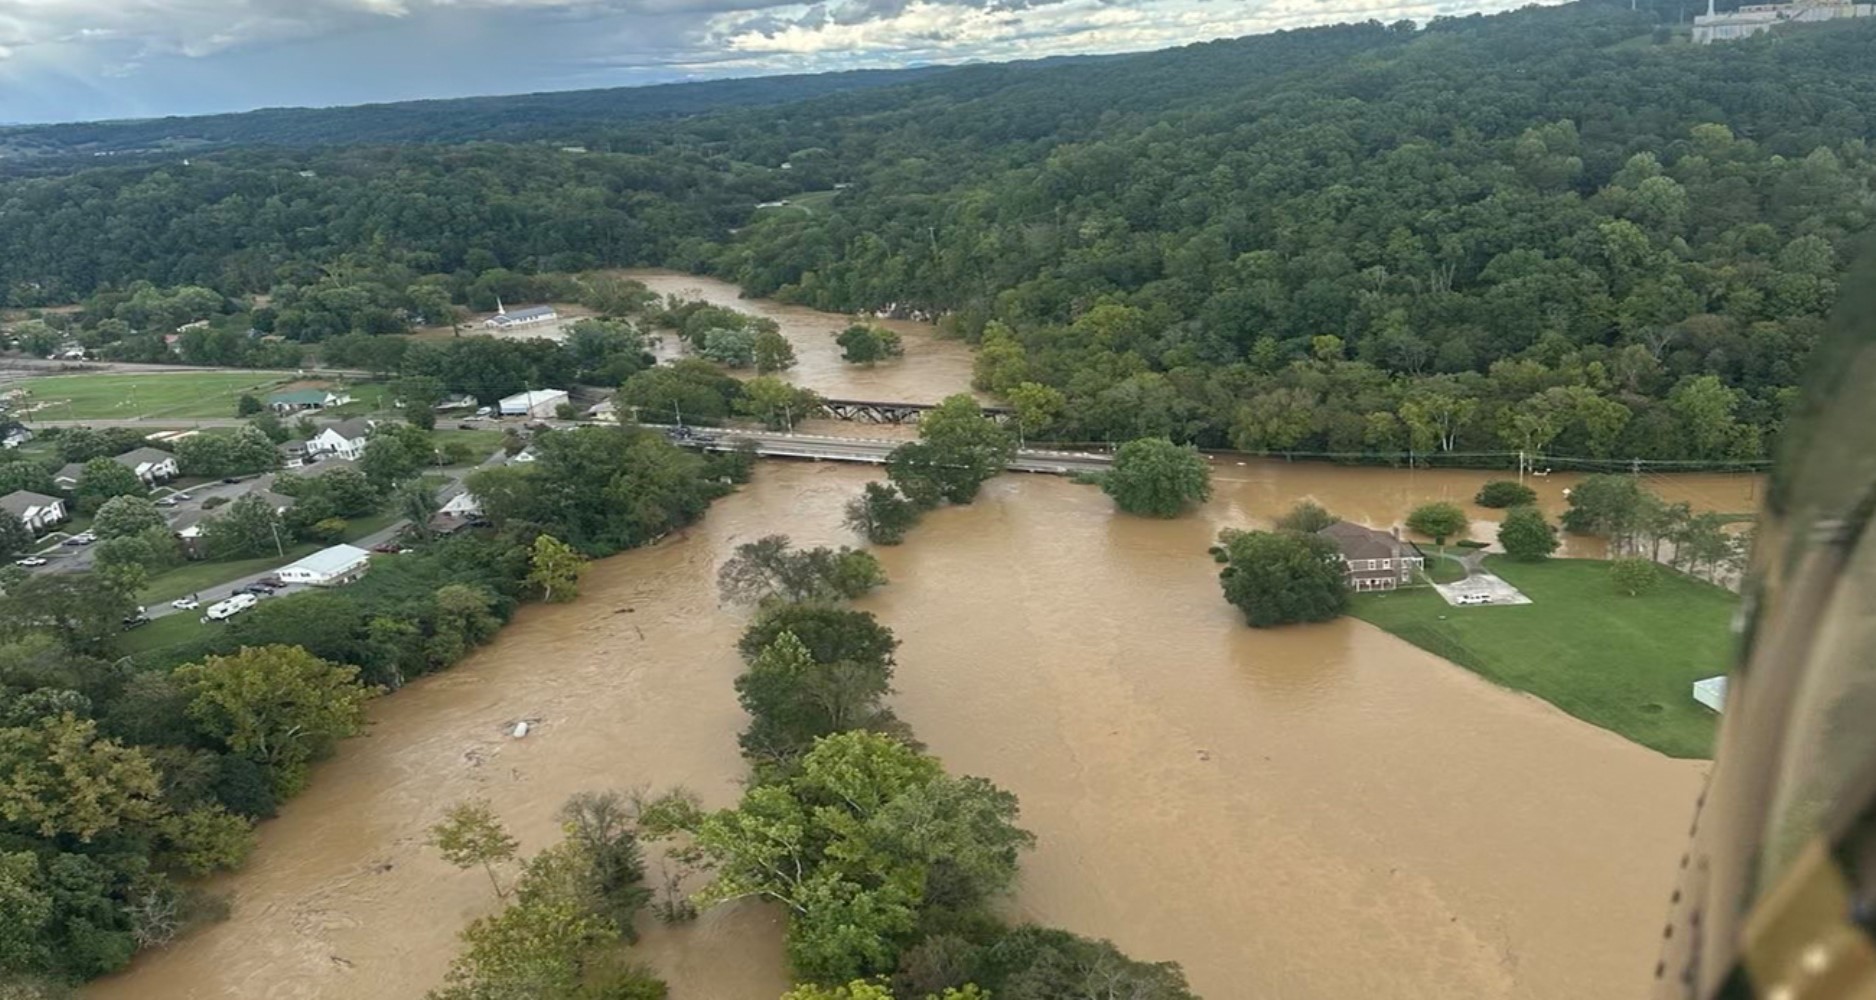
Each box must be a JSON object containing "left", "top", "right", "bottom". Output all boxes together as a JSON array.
[
  {"left": 499, "top": 389, "right": 569, "bottom": 418},
  {"left": 52, "top": 463, "right": 84, "bottom": 490},
  {"left": 268, "top": 388, "right": 354, "bottom": 412},
  {"left": 276, "top": 544, "right": 372, "bottom": 587},
  {"left": 162, "top": 334, "right": 183, "bottom": 354},
  {"left": 3, "top": 427, "right": 33, "bottom": 449},
  {"left": 1, "top": 490, "right": 67, "bottom": 534},
  {"left": 586, "top": 398, "right": 619, "bottom": 424},
  {"left": 305, "top": 418, "right": 374, "bottom": 461},
  {"left": 484, "top": 302, "right": 559, "bottom": 331},
  {"left": 430, "top": 484, "right": 484, "bottom": 535},
  {"left": 278, "top": 441, "right": 309, "bottom": 468},
  {"left": 1317, "top": 521, "right": 1424, "bottom": 592},
  {"left": 437, "top": 484, "right": 482, "bottom": 518},
  {"left": 113, "top": 447, "right": 180, "bottom": 485},
  {"left": 171, "top": 485, "right": 296, "bottom": 550}
]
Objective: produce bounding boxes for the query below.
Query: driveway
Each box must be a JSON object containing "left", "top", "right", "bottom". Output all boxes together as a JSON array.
[{"left": 1430, "top": 548, "right": 1532, "bottom": 607}]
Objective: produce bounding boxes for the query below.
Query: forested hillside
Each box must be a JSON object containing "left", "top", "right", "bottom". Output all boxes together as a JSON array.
[{"left": 2, "top": 1, "right": 1873, "bottom": 463}]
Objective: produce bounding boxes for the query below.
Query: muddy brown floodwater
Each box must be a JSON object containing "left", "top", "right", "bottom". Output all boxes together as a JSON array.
[
  {"left": 92, "top": 278, "right": 1748, "bottom": 999},
  {"left": 91, "top": 457, "right": 1735, "bottom": 1000},
  {"left": 617, "top": 269, "right": 984, "bottom": 404}
]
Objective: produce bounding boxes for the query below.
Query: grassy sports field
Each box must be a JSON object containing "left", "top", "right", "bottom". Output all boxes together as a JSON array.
[
  {"left": 1352, "top": 556, "right": 1737, "bottom": 758},
  {"left": 8, "top": 372, "right": 295, "bottom": 420}
]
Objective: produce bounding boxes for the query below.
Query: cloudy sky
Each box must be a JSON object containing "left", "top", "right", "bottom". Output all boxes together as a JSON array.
[{"left": 0, "top": 0, "right": 1534, "bottom": 125}]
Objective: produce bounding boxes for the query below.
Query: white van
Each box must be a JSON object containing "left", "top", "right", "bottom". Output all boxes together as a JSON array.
[
  {"left": 205, "top": 593, "right": 259, "bottom": 621},
  {"left": 1456, "top": 592, "right": 1492, "bottom": 606}
]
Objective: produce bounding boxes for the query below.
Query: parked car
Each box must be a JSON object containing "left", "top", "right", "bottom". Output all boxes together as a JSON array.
[
  {"left": 221, "top": 477, "right": 242, "bottom": 484},
  {"left": 371, "top": 542, "right": 402, "bottom": 554},
  {"left": 204, "top": 594, "right": 259, "bottom": 620},
  {"left": 234, "top": 583, "right": 275, "bottom": 597},
  {"left": 257, "top": 575, "right": 285, "bottom": 589},
  {"left": 121, "top": 613, "right": 151, "bottom": 631},
  {"left": 61, "top": 533, "right": 94, "bottom": 547},
  {"left": 474, "top": 406, "right": 492, "bottom": 417},
  {"left": 14, "top": 556, "right": 47, "bottom": 567},
  {"left": 1456, "top": 592, "right": 1492, "bottom": 606},
  {"left": 458, "top": 422, "right": 478, "bottom": 430},
  {"left": 156, "top": 496, "right": 178, "bottom": 507},
  {"left": 171, "top": 595, "right": 200, "bottom": 610}
]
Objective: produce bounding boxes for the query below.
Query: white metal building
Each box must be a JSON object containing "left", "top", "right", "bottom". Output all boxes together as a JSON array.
[
  {"left": 498, "top": 389, "right": 569, "bottom": 418},
  {"left": 484, "top": 303, "right": 559, "bottom": 331},
  {"left": 276, "top": 544, "right": 372, "bottom": 587}
]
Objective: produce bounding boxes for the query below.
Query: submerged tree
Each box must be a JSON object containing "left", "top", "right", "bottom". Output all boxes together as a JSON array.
[
  {"left": 1100, "top": 438, "right": 1212, "bottom": 518},
  {"left": 1216, "top": 529, "right": 1349, "bottom": 628},
  {"left": 716, "top": 535, "right": 886, "bottom": 607}
]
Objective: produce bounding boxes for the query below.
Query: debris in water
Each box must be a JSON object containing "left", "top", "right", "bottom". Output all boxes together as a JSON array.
[
  {"left": 512, "top": 721, "right": 530, "bottom": 739},
  {"left": 1196, "top": 749, "right": 1213, "bottom": 762}
]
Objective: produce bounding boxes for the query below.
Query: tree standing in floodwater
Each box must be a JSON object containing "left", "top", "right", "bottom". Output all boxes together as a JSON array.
[{"left": 1100, "top": 438, "right": 1212, "bottom": 518}]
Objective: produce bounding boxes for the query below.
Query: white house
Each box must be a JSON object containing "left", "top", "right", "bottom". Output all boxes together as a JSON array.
[
  {"left": 437, "top": 485, "right": 482, "bottom": 518},
  {"left": 268, "top": 388, "right": 354, "bottom": 412},
  {"left": 112, "top": 447, "right": 180, "bottom": 485},
  {"left": 498, "top": 389, "right": 569, "bottom": 418},
  {"left": 586, "top": 399, "right": 619, "bottom": 425},
  {"left": 0, "top": 490, "right": 66, "bottom": 534},
  {"left": 484, "top": 302, "right": 559, "bottom": 331},
  {"left": 276, "top": 544, "right": 372, "bottom": 587},
  {"left": 305, "top": 418, "right": 374, "bottom": 461},
  {"left": 3, "top": 427, "right": 33, "bottom": 449}
]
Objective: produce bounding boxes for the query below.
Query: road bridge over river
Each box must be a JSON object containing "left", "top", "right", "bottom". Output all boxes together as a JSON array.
[
  {"left": 818, "top": 397, "right": 1014, "bottom": 424},
  {"left": 647, "top": 425, "right": 1111, "bottom": 475}
]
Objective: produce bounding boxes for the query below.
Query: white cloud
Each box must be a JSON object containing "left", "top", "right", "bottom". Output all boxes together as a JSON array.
[{"left": 0, "top": 0, "right": 1551, "bottom": 123}]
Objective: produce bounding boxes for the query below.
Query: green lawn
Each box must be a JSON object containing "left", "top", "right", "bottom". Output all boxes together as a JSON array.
[
  {"left": 13, "top": 372, "right": 294, "bottom": 420},
  {"left": 1351, "top": 556, "right": 1737, "bottom": 758},
  {"left": 116, "top": 612, "right": 216, "bottom": 656},
  {"left": 431, "top": 428, "right": 505, "bottom": 457}
]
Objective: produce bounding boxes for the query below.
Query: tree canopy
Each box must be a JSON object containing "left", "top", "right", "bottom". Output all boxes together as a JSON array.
[
  {"left": 1100, "top": 438, "right": 1212, "bottom": 518},
  {"left": 1217, "top": 529, "right": 1350, "bottom": 627}
]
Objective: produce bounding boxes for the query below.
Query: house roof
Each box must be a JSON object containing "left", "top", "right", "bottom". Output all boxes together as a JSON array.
[
  {"left": 54, "top": 462, "right": 84, "bottom": 483},
  {"left": 493, "top": 305, "right": 557, "bottom": 323},
  {"left": 0, "top": 490, "right": 60, "bottom": 517},
  {"left": 113, "top": 447, "right": 176, "bottom": 469},
  {"left": 294, "top": 457, "right": 358, "bottom": 478},
  {"left": 283, "top": 544, "right": 371, "bottom": 577},
  {"left": 1317, "top": 520, "right": 1403, "bottom": 561},
  {"left": 319, "top": 418, "right": 373, "bottom": 440},
  {"left": 269, "top": 388, "right": 333, "bottom": 405},
  {"left": 499, "top": 389, "right": 568, "bottom": 407}
]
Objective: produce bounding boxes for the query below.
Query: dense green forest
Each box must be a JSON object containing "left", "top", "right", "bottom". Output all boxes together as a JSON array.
[{"left": 3, "top": 2, "right": 1874, "bottom": 466}]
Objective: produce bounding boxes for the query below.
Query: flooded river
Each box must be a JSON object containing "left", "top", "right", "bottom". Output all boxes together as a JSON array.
[
  {"left": 619, "top": 269, "right": 983, "bottom": 404},
  {"left": 89, "top": 277, "right": 1749, "bottom": 1000},
  {"left": 91, "top": 459, "right": 1721, "bottom": 1000}
]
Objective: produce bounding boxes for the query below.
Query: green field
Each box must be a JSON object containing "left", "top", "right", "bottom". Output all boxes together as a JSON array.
[
  {"left": 1352, "top": 556, "right": 1737, "bottom": 758},
  {"left": 11, "top": 372, "right": 293, "bottom": 420}
]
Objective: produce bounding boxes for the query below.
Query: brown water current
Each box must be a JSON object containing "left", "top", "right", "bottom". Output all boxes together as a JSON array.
[
  {"left": 90, "top": 459, "right": 1726, "bottom": 1000},
  {"left": 617, "top": 269, "right": 984, "bottom": 404}
]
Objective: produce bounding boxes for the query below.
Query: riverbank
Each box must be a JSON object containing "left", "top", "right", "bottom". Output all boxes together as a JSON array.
[{"left": 1351, "top": 556, "right": 1736, "bottom": 758}]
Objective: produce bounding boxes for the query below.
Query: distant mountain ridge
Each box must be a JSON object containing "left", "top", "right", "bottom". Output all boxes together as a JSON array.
[{"left": 0, "top": 66, "right": 959, "bottom": 158}]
